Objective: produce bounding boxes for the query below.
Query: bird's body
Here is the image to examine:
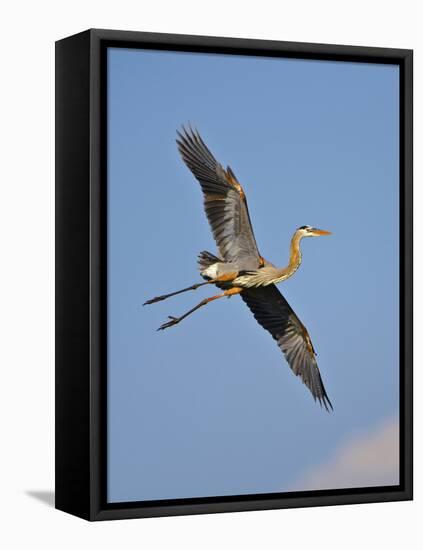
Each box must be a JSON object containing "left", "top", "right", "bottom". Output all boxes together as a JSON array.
[
  {"left": 199, "top": 235, "right": 302, "bottom": 288},
  {"left": 144, "top": 127, "right": 333, "bottom": 411}
]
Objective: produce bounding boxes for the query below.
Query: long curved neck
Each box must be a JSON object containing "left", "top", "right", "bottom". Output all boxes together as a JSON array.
[
  {"left": 273, "top": 232, "right": 303, "bottom": 283},
  {"left": 288, "top": 231, "right": 303, "bottom": 273},
  {"left": 233, "top": 231, "right": 304, "bottom": 288}
]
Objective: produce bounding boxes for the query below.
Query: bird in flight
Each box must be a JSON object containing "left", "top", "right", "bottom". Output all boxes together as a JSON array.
[{"left": 144, "top": 127, "right": 333, "bottom": 411}]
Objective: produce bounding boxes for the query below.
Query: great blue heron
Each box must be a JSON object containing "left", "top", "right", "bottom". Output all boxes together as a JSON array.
[{"left": 144, "top": 127, "right": 333, "bottom": 411}]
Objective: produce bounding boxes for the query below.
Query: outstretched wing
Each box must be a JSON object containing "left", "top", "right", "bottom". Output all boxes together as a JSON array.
[
  {"left": 241, "top": 285, "right": 333, "bottom": 411},
  {"left": 177, "top": 126, "right": 262, "bottom": 264}
]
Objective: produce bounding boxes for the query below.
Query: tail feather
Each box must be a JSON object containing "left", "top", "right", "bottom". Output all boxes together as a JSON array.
[{"left": 198, "top": 250, "right": 221, "bottom": 272}]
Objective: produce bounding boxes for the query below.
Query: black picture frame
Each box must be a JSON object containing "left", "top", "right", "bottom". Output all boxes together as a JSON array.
[{"left": 55, "top": 28, "right": 413, "bottom": 521}]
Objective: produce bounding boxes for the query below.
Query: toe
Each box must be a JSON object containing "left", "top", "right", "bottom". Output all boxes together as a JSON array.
[{"left": 157, "top": 317, "right": 179, "bottom": 331}]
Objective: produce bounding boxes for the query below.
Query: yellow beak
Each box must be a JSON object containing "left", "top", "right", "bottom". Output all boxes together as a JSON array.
[{"left": 311, "top": 228, "right": 332, "bottom": 236}]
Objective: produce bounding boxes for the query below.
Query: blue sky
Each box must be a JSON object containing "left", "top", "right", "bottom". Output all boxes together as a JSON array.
[{"left": 107, "top": 47, "right": 399, "bottom": 502}]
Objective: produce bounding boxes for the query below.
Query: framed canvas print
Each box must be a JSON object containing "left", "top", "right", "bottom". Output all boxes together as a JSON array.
[{"left": 55, "top": 29, "right": 413, "bottom": 521}]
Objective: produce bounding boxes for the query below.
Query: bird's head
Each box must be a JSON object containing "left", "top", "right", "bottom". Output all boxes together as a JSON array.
[{"left": 297, "top": 225, "right": 332, "bottom": 238}]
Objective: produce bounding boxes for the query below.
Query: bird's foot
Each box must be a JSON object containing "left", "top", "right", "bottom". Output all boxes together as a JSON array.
[
  {"left": 157, "top": 316, "right": 180, "bottom": 331},
  {"left": 143, "top": 295, "right": 167, "bottom": 305}
]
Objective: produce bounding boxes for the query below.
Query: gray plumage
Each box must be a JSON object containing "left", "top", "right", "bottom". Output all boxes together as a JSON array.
[
  {"left": 145, "top": 126, "right": 333, "bottom": 411},
  {"left": 177, "top": 126, "right": 262, "bottom": 271}
]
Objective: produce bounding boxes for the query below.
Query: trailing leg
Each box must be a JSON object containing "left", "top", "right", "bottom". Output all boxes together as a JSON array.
[
  {"left": 143, "top": 281, "right": 212, "bottom": 305},
  {"left": 157, "top": 287, "right": 242, "bottom": 331}
]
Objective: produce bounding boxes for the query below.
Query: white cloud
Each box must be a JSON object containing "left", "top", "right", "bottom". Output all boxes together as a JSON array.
[{"left": 289, "top": 417, "right": 399, "bottom": 491}]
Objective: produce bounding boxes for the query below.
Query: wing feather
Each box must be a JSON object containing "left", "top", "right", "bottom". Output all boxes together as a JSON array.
[
  {"left": 241, "top": 285, "right": 333, "bottom": 411},
  {"left": 177, "top": 126, "right": 261, "bottom": 264}
]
